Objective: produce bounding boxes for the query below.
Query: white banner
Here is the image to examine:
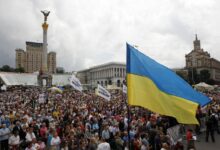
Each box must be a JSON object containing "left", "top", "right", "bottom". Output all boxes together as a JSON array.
[
  {"left": 38, "top": 94, "right": 45, "bottom": 104},
  {"left": 1, "top": 85, "right": 7, "bottom": 91},
  {"left": 70, "top": 75, "right": 83, "bottom": 92},
  {"left": 96, "top": 84, "right": 111, "bottom": 101},
  {"left": 167, "top": 125, "right": 181, "bottom": 145},
  {"left": 122, "top": 84, "right": 127, "bottom": 94}
]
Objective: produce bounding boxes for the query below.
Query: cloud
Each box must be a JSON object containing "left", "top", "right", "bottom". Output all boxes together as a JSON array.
[{"left": 0, "top": 0, "right": 220, "bottom": 71}]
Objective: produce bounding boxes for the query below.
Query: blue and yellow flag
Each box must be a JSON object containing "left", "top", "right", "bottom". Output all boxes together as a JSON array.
[{"left": 126, "top": 43, "right": 210, "bottom": 124}]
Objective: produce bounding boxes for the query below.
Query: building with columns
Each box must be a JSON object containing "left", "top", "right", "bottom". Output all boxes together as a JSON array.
[
  {"left": 15, "top": 41, "right": 56, "bottom": 73},
  {"left": 77, "top": 62, "right": 126, "bottom": 89},
  {"left": 185, "top": 35, "right": 220, "bottom": 81}
]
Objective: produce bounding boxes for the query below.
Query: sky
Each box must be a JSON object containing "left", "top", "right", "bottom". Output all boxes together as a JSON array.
[{"left": 0, "top": 0, "right": 220, "bottom": 72}]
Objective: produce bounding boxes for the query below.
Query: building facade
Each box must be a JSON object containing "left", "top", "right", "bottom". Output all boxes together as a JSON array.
[
  {"left": 77, "top": 62, "right": 126, "bottom": 89},
  {"left": 15, "top": 49, "right": 26, "bottom": 69},
  {"left": 48, "top": 52, "right": 56, "bottom": 73},
  {"left": 15, "top": 41, "right": 56, "bottom": 73},
  {"left": 185, "top": 35, "right": 220, "bottom": 81}
]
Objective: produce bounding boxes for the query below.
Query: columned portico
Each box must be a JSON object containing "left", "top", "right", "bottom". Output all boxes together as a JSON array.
[{"left": 77, "top": 62, "right": 126, "bottom": 90}]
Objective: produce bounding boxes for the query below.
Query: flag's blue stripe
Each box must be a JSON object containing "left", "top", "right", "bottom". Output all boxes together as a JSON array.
[{"left": 126, "top": 43, "right": 210, "bottom": 107}]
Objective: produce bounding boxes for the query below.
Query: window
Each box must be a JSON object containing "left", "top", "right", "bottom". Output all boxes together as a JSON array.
[{"left": 117, "top": 80, "right": 121, "bottom": 87}]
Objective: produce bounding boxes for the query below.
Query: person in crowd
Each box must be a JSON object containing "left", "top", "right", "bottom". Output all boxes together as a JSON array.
[
  {"left": 50, "top": 132, "right": 61, "bottom": 150},
  {"left": 140, "top": 133, "right": 150, "bottom": 150},
  {"left": 39, "top": 122, "right": 48, "bottom": 143},
  {"left": 97, "top": 138, "right": 111, "bottom": 150},
  {"left": 26, "top": 126, "right": 36, "bottom": 142},
  {"left": 186, "top": 129, "right": 196, "bottom": 150},
  {"left": 0, "top": 123, "right": 10, "bottom": 150},
  {"left": 161, "top": 142, "right": 170, "bottom": 150},
  {"left": 205, "top": 114, "right": 215, "bottom": 142},
  {"left": 101, "top": 125, "right": 110, "bottom": 142},
  {"left": 0, "top": 85, "right": 219, "bottom": 149},
  {"left": 13, "top": 120, "right": 26, "bottom": 140},
  {"left": 8, "top": 131, "right": 20, "bottom": 150}
]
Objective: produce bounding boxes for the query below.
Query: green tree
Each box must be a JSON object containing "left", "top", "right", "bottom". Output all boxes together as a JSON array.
[
  {"left": 1, "top": 65, "right": 11, "bottom": 72},
  {"left": 56, "top": 67, "right": 65, "bottom": 74},
  {"left": 15, "top": 67, "right": 25, "bottom": 73}
]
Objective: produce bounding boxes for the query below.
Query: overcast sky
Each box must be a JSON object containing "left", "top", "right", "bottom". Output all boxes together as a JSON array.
[{"left": 0, "top": 0, "right": 220, "bottom": 71}]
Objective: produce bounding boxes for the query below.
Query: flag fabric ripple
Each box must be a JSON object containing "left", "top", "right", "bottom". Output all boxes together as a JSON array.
[{"left": 126, "top": 43, "right": 210, "bottom": 124}]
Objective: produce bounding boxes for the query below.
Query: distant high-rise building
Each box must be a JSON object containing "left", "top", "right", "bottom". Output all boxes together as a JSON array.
[
  {"left": 15, "top": 49, "right": 26, "bottom": 69},
  {"left": 15, "top": 41, "right": 56, "bottom": 73},
  {"left": 48, "top": 52, "right": 56, "bottom": 73}
]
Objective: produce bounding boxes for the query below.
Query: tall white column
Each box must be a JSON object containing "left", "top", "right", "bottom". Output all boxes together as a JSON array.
[
  {"left": 41, "top": 13, "right": 49, "bottom": 73},
  {"left": 42, "top": 26, "right": 48, "bottom": 72}
]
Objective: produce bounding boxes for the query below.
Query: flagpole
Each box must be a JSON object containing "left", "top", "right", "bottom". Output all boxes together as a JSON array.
[
  {"left": 127, "top": 99, "right": 131, "bottom": 150},
  {"left": 123, "top": 84, "right": 131, "bottom": 150}
]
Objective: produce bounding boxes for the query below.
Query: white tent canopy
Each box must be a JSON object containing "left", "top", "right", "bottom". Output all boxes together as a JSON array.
[
  {"left": 194, "top": 82, "right": 214, "bottom": 91},
  {"left": 0, "top": 72, "right": 71, "bottom": 86}
]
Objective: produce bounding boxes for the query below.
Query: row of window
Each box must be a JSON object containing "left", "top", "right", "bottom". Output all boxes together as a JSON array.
[
  {"left": 97, "top": 79, "right": 126, "bottom": 87},
  {"left": 91, "top": 67, "right": 126, "bottom": 79}
]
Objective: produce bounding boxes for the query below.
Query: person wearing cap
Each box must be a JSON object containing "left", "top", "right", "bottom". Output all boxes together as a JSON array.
[{"left": 0, "top": 124, "right": 10, "bottom": 150}]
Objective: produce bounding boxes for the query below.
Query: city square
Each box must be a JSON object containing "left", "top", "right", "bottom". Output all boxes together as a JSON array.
[{"left": 1, "top": 0, "right": 220, "bottom": 150}]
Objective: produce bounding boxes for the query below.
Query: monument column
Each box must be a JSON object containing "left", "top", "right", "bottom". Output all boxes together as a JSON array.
[
  {"left": 38, "top": 10, "right": 52, "bottom": 87},
  {"left": 41, "top": 10, "right": 50, "bottom": 73}
]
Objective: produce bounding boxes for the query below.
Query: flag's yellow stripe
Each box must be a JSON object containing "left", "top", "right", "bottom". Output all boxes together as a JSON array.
[{"left": 127, "top": 74, "right": 199, "bottom": 124}]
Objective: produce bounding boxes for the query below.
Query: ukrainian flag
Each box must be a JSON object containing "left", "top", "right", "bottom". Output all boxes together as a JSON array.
[{"left": 126, "top": 43, "right": 210, "bottom": 124}]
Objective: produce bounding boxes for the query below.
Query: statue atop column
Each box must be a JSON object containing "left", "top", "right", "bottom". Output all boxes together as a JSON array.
[
  {"left": 41, "top": 10, "right": 50, "bottom": 22},
  {"left": 38, "top": 10, "right": 52, "bottom": 87}
]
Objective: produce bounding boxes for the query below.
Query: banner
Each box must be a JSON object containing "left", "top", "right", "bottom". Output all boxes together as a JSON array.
[
  {"left": 96, "top": 84, "right": 111, "bottom": 101},
  {"left": 167, "top": 125, "right": 181, "bottom": 145},
  {"left": 38, "top": 93, "right": 45, "bottom": 104},
  {"left": 70, "top": 75, "right": 83, "bottom": 92},
  {"left": 1, "top": 85, "right": 7, "bottom": 91},
  {"left": 122, "top": 84, "right": 127, "bottom": 94}
]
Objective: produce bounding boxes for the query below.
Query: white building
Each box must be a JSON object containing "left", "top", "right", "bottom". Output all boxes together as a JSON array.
[{"left": 77, "top": 62, "right": 126, "bottom": 89}]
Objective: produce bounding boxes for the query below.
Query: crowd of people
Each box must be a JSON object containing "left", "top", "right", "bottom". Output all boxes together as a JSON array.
[{"left": 0, "top": 85, "right": 219, "bottom": 150}]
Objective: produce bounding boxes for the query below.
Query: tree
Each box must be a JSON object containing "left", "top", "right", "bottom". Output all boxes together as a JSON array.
[
  {"left": 199, "top": 69, "right": 210, "bottom": 83},
  {"left": 15, "top": 67, "right": 25, "bottom": 73},
  {"left": 56, "top": 67, "right": 65, "bottom": 74},
  {"left": 0, "top": 65, "right": 24, "bottom": 73},
  {"left": 0, "top": 65, "right": 12, "bottom": 72}
]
